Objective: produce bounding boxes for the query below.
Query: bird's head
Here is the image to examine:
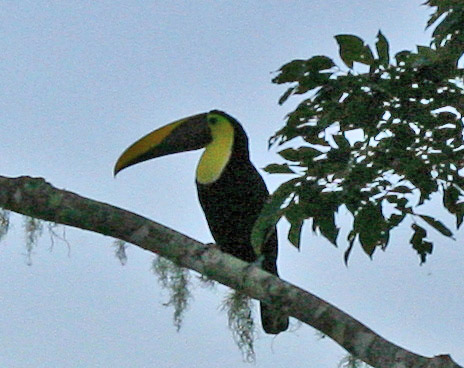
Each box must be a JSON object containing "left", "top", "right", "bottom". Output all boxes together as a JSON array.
[{"left": 114, "top": 110, "right": 245, "bottom": 184}]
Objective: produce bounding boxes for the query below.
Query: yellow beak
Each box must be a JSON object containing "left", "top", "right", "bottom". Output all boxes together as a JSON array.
[{"left": 114, "top": 113, "right": 211, "bottom": 176}]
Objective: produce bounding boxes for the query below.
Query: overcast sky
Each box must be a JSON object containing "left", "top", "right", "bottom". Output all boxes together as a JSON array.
[{"left": 1, "top": 1, "right": 463, "bottom": 367}]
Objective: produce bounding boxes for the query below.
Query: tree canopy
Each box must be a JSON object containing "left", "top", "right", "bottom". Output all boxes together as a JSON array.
[{"left": 254, "top": 0, "right": 464, "bottom": 264}]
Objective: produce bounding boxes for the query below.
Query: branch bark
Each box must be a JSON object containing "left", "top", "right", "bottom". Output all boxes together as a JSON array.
[{"left": 0, "top": 175, "right": 461, "bottom": 368}]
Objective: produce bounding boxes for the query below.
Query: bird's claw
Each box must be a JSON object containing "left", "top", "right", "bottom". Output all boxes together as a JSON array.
[
  {"left": 205, "top": 242, "right": 220, "bottom": 250},
  {"left": 245, "top": 254, "right": 265, "bottom": 272}
]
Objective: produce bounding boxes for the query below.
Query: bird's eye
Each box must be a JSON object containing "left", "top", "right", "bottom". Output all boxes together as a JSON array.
[{"left": 209, "top": 117, "right": 218, "bottom": 125}]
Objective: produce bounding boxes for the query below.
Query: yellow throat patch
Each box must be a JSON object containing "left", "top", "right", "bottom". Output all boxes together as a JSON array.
[{"left": 196, "top": 114, "right": 234, "bottom": 184}]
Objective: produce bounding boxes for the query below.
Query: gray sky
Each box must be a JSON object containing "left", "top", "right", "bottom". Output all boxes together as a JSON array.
[{"left": 1, "top": 1, "right": 463, "bottom": 367}]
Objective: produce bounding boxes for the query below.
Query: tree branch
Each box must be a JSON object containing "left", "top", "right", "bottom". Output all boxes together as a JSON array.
[{"left": 0, "top": 175, "right": 460, "bottom": 368}]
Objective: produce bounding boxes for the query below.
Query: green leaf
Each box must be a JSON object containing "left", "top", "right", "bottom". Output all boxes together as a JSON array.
[
  {"left": 278, "top": 147, "right": 321, "bottom": 162},
  {"left": 317, "top": 213, "right": 339, "bottom": 246},
  {"left": 263, "top": 163, "right": 295, "bottom": 174},
  {"left": 295, "top": 56, "right": 336, "bottom": 95},
  {"left": 388, "top": 213, "right": 406, "bottom": 228},
  {"left": 344, "top": 231, "right": 356, "bottom": 265},
  {"left": 332, "top": 134, "right": 350, "bottom": 151},
  {"left": 443, "top": 185, "right": 459, "bottom": 214},
  {"left": 288, "top": 218, "right": 303, "bottom": 249},
  {"left": 251, "top": 180, "right": 297, "bottom": 255},
  {"left": 410, "top": 224, "right": 433, "bottom": 264},
  {"left": 284, "top": 203, "right": 306, "bottom": 249},
  {"left": 278, "top": 148, "right": 301, "bottom": 161},
  {"left": 278, "top": 87, "right": 296, "bottom": 105},
  {"left": 416, "top": 46, "right": 440, "bottom": 63},
  {"left": 275, "top": 56, "right": 336, "bottom": 103},
  {"left": 335, "top": 34, "right": 375, "bottom": 68},
  {"left": 354, "top": 203, "right": 386, "bottom": 257},
  {"left": 273, "top": 59, "right": 306, "bottom": 84},
  {"left": 395, "top": 50, "right": 411, "bottom": 64},
  {"left": 393, "top": 185, "right": 413, "bottom": 194},
  {"left": 419, "top": 214, "right": 454, "bottom": 238},
  {"left": 305, "top": 55, "right": 336, "bottom": 72},
  {"left": 375, "top": 30, "right": 390, "bottom": 65},
  {"left": 456, "top": 205, "right": 464, "bottom": 229}
]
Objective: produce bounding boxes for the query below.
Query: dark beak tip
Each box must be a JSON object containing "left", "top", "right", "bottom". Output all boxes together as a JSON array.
[{"left": 113, "top": 164, "right": 123, "bottom": 177}]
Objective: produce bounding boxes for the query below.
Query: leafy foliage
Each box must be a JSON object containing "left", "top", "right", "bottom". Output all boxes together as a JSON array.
[
  {"left": 258, "top": 3, "right": 464, "bottom": 263},
  {"left": 426, "top": 0, "right": 464, "bottom": 62}
]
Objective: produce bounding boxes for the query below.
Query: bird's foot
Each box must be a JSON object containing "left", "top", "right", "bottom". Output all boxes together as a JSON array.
[
  {"left": 251, "top": 254, "right": 265, "bottom": 269},
  {"left": 205, "top": 242, "right": 220, "bottom": 250},
  {"left": 243, "top": 254, "right": 265, "bottom": 273}
]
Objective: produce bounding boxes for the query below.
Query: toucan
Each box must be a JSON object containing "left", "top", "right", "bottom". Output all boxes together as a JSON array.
[{"left": 114, "top": 110, "right": 289, "bottom": 334}]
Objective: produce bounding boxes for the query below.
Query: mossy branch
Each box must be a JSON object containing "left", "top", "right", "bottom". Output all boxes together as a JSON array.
[{"left": 0, "top": 175, "right": 460, "bottom": 368}]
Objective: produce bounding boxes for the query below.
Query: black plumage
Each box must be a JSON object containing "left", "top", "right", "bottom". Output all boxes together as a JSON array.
[{"left": 196, "top": 112, "right": 289, "bottom": 334}]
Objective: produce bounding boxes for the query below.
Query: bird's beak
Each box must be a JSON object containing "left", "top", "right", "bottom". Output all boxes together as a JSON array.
[{"left": 114, "top": 113, "right": 211, "bottom": 176}]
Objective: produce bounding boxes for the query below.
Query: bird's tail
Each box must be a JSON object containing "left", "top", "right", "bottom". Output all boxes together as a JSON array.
[
  {"left": 259, "top": 229, "right": 289, "bottom": 334},
  {"left": 259, "top": 253, "right": 289, "bottom": 334},
  {"left": 260, "top": 302, "right": 289, "bottom": 334}
]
